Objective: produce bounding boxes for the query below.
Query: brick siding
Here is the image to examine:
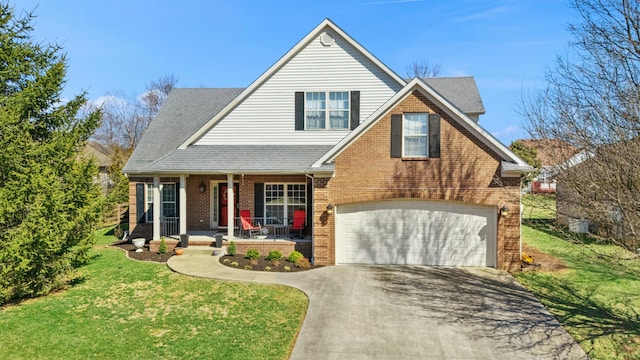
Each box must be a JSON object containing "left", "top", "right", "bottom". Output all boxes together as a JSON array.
[{"left": 312, "top": 91, "right": 521, "bottom": 271}]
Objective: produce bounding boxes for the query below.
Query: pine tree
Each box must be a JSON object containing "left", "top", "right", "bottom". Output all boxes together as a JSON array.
[{"left": 0, "top": 3, "right": 103, "bottom": 304}]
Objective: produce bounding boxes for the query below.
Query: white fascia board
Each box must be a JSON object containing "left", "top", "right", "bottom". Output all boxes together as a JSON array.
[
  {"left": 501, "top": 161, "right": 535, "bottom": 177},
  {"left": 314, "top": 78, "right": 529, "bottom": 168},
  {"left": 179, "top": 18, "right": 406, "bottom": 149}
]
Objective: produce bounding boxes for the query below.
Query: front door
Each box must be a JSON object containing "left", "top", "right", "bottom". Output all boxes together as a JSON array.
[{"left": 219, "top": 183, "right": 239, "bottom": 227}]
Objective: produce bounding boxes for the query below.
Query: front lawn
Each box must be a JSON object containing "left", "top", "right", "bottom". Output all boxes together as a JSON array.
[
  {"left": 516, "top": 225, "right": 640, "bottom": 359},
  {"left": 0, "top": 227, "right": 308, "bottom": 359}
]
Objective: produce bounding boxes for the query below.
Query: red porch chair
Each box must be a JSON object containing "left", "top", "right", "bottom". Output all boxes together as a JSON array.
[
  {"left": 240, "top": 210, "right": 261, "bottom": 238},
  {"left": 289, "top": 209, "right": 306, "bottom": 238}
]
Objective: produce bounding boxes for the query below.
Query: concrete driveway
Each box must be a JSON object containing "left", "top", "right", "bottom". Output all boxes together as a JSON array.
[{"left": 168, "top": 251, "right": 588, "bottom": 360}]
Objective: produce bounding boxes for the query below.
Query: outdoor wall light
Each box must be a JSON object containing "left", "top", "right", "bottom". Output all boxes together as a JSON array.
[
  {"left": 326, "top": 204, "right": 334, "bottom": 215},
  {"left": 199, "top": 182, "right": 206, "bottom": 193},
  {"left": 500, "top": 206, "right": 509, "bottom": 218}
]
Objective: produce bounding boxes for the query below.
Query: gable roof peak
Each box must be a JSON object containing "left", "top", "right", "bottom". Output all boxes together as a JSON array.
[{"left": 178, "top": 19, "right": 406, "bottom": 149}]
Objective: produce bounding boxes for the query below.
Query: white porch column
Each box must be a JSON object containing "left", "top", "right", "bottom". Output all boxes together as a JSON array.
[
  {"left": 153, "top": 175, "right": 161, "bottom": 240},
  {"left": 227, "top": 174, "right": 234, "bottom": 241},
  {"left": 179, "top": 175, "right": 187, "bottom": 235}
]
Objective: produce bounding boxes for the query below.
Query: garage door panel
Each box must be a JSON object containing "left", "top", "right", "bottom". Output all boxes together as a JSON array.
[{"left": 336, "top": 200, "right": 496, "bottom": 266}]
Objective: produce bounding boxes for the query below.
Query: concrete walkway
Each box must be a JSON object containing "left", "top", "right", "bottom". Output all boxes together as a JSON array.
[{"left": 168, "top": 248, "right": 588, "bottom": 360}]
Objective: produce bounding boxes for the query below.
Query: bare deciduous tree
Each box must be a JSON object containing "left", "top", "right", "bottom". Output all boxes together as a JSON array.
[
  {"left": 520, "top": 0, "right": 640, "bottom": 251},
  {"left": 405, "top": 59, "right": 441, "bottom": 78}
]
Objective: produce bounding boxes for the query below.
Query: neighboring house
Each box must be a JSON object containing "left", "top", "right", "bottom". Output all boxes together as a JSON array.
[
  {"left": 123, "top": 19, "right": 531, "bottom": 271},
  {"left": 517, "top": 139, "right": 578, "bottom": 194},
  {"left": 81, "top": 140, "right": 113, "bottom": 193}
]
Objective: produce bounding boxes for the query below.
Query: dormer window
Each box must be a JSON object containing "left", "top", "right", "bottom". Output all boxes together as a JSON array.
[{"left": 295, "top": 91, "right": 360, "bottom": 131}]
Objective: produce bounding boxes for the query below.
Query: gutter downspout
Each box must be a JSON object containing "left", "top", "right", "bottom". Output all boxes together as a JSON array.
[{"left": 305, "top": 173, "right": 314, "bottom": 265}]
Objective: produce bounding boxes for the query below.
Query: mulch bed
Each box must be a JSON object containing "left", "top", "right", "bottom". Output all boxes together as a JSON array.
[
  {"left": 219, "top": 254, "right": 323, "bottom": 272},
  {"left": 111, "top": 242, "right": 174, "bottom": 263},
  {"left": 522, "top": 243, "right": 568, "bottom": 272}
]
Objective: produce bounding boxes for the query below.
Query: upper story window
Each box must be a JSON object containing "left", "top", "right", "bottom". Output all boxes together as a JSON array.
[
  {"left": 390, "top": 112, "right": 441, "bottom": 160},
  {"left": 403, "top": 113, "right": 428, "bottom": 157},
  {"left": 295, "top": 90, "right": 359, "bottom": 131},
  {"left": 305, "top": 91, "right": 350, "bottom": 130}
]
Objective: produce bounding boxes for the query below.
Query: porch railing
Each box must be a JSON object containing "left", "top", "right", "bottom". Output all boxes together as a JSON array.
[{"left": 161, "top": 216, "right": 180, "bottom": 236}]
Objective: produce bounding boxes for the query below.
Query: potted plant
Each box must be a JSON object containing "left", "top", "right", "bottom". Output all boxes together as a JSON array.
[{"left": 132, "top": 238, "right": 145, "bottom": 253}]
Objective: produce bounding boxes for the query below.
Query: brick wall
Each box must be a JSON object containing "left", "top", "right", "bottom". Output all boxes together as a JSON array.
[{"left": 313, "top": 91, "right": 521, "bottom": 271}]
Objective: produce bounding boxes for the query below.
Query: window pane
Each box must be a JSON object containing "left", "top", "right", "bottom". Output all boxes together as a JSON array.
[
  {"left": 404, "top": 136, "right": 428, "bottom": 157},
  {"left": 306, "top": 111, "right": 326, "bottom": 129},
  {"left": 306, "top": 92, "right": 326, "bottom": 129},
  {"left": 404, "top": 113, "right": 427, "bottom": 135},
  {"left": 146, "top": 184, "right": 154, "bottom": 222}
]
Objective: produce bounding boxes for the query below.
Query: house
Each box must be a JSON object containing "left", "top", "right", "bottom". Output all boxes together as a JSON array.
[
  {"left": 516, "top": 139, "right": 578, "bottom": 194},
  {"left": 81, "top": 140, "right": 113, "bottom": 193},
  {"left": 123, "top": 19, "right": 532, "bottom": 271}
]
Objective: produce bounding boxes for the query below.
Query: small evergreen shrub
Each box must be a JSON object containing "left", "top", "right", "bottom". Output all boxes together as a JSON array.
[
  {"left": 287, "top": 251, "right": 304, "bottom": 263},
  {"left": 266, "top": 250, "right": 283, "bottom": 261},
  {"left": 158, "top": 237, "right": 167, "bottom": 254},
  {"left": 246, "top": 248, "right": 260, "bottom": 260},
  {"left": 228, "top": 241, "right": 236, "bottom": 256}
]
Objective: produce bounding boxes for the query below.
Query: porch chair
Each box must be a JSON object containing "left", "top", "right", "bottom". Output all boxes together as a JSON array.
[
  {"left": 289, "top": 209, "right": 306, "bottom": 238},
  {"left": 240, "top": 210, "right": 261, "bottom": 238}
]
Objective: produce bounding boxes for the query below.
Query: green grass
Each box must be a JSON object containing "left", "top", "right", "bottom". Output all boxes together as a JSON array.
[
  {"left": 515, "top": 225, "right": 640, "bottom": 359},
  {"left": 521, "top": 193, "right": 556, "bottom": 220},
  {"left": 0, "top": 227, "right": 308, "bottom": 359}
]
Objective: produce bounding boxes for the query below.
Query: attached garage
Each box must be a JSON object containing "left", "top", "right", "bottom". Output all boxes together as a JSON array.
[{"left": 335, "top": 200, "right": 497, "bottom": 267}]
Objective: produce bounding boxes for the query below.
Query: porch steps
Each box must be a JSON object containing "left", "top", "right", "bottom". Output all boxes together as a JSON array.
[{"left": 182, "top": 246, "right": 226, "bottom": 256}]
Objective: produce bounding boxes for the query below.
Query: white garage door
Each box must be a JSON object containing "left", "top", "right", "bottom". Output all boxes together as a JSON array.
[{"left": 336, "top": 200, "right": 496, "bottom": 266}]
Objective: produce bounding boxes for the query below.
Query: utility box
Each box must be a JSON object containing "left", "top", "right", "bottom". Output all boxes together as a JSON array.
[
  {"left": 569, "top": 219, "right": 589, "bottom": 234},
  {"left": 215, "top": 234, "right": 223, "bottom": 248}
]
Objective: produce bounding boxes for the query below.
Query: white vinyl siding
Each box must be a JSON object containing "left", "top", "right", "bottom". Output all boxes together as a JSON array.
[{"left": 195, "top": 33, "right": 402, "bottom": 146}]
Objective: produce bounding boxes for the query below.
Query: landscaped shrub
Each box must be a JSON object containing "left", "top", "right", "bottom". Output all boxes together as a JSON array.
[
  {"left": 231, "top": 261, "right": 239, "bottom": 267},
  {"left": 266, "top": 250, "right": 282, "bottom": 261},
  {"left": 158, "top": 238, "right": 167, "bottom": 254},
  {"left": 246, "top": 248, "right": 260, "bottom": 260},
  {"left": 264, "top": 266, "right": 272, "bottom": 272},
  {"left": 283, "top": 266, "right": 291, "bottom": 272},
  {"left": 244, "top": 265, "right": 253, "bottom": 270},
  {"left": 271, "top": 259, "right": 281, "bottom": 267},
  {"left": 228, "top": 241, "right": 236, "bottom": 256},
  {"left": 287, "top": 251, "right": 304, "bottom": 263},
  {"left": 295, "top": 257, "right": 311, "bottom": 270}
]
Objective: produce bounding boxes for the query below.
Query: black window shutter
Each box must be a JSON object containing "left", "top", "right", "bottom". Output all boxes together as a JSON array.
[
  {"left": 295, "top": 92, "right": 304, "bottom": 131},
  {"left": 254, "top": 183, "right": 264, "bottom": 221},
  {"left": 136, "top": 183, "right": 145, "bottom": 223},
  {"left": 390, "top": 114, "right": 403, "bottom": 158},
  {"left": 175, "top": 182, "right": 180, "bottom": 218},
  {"left": 429, "top": 114, "right": 441, "bottom": 158},
  {"left": 350, "top": 91, "right": 360, "bottom": 130}
]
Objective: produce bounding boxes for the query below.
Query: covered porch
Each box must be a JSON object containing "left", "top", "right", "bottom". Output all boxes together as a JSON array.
[{"left": 131, "top": 173, "right": 314, "bottom": 258}]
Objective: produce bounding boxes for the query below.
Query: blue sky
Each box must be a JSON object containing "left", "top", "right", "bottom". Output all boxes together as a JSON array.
[{"left": 16, "top": 0, "right": 574, "bottom": 144}]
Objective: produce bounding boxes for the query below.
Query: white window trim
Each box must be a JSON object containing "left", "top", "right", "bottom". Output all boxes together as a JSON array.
[
  {"left": 304, "top": 91, "right": 350, "bottom": 130},
  {"left": 402, "top": 113, "right": 429, "bottom": 158},
  {"left": 264, "top": 182, "right": 307, "bottom": 225}
]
